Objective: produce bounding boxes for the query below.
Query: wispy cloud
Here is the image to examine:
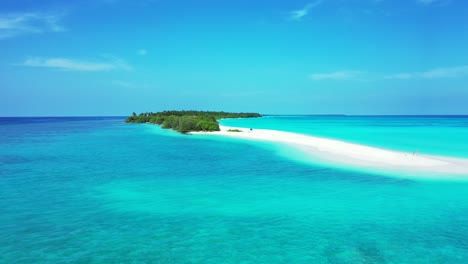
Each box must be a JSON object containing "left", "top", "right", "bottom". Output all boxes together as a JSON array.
[
  {"left": 100, "top": 0, "right": 157, "bottom": 6},
  {"left": 309, "top": 66, "right": 468, "bottom": 81},
  {"left": 309, "top": 70, "right": 364, "bottom": 80},
  {"left": 386, "top": 66, "right": 468, "bottom": 79},
  {"left": 289, "top": 0, "right": 323, "bottom": 21},
  {"left": 0, "top": 12, "right": 66, "bottom": 39},
  {"left": 417, "top": 0, "right": 451, "bottom": 6},
  {"left": 112, "top": 80, "right": 153, "bottom": 89},
  {"left": 138, "top": 49, "right": 147, "bottom": 56},
  {"left": 20, "top": 57, "right": 132, "bottom": 72},
  {"left": 112, "top": 80, "right": 135, "bottom": 88}
]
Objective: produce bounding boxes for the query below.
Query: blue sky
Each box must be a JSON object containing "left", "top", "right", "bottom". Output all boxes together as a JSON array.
[{"left": 1, "top": 0, "right": 468, "bottom": 116}]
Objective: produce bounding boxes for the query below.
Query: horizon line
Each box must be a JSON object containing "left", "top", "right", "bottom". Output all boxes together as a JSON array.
[{"left": 2, "top": 114, "right": 468, "bottom": 118}]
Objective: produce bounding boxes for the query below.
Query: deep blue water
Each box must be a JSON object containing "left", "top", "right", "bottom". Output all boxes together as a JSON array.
[{"left": 1, "top": 116, "right": 468, "bottom": 263}]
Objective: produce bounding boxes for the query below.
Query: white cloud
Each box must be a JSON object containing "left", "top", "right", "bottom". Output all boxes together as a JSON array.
[
  {"left": 0, "top": 12, "right": 66, "bottom": 39},
  {"left": 309, "top": 66, "right": 468, "bottom": 81},
  {"left": 417, "top": 0, "right": 451, "bottom": 5},
  {"left": 289, "top": 0, "right": 323, "bottom": 21},
  {"left": 21, "top": 57, "right": 132, "bottom": 72},
  {"left": 112, "top": 80, "right": 151, "bottom": 89},
  {"left": 112, "top": 80, "right": 136, "bottom": 88},
  {"left": 100, "top": 0, "right": 157, "bottom": 6},
  {"left": 138, "top": 49, "right": 147, "bottom": 56},
  {"left": 309, "top": 70, "right": 364, "bottom": 80},
  {"left": 386, "top": 66, "right": 468, "bottom": 79}
]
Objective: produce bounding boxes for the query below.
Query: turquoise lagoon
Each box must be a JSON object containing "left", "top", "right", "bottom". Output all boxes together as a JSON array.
[
  {"left": 221, "top": 115, "right": 468, "bottom": 158},
  {"left": 1, "top": 116, "right": 468, "bottom": 263}
]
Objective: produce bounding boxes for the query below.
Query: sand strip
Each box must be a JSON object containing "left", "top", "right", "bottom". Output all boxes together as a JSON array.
[{"left": 191, "top": 126, "right": 468, "bottom": 178}]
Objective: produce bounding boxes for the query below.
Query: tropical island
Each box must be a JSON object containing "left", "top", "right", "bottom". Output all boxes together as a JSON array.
[{"left": 125, "top": 110, "right": 261, "bottom": 133}]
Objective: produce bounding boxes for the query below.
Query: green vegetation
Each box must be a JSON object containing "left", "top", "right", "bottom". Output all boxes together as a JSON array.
[
  {"left": 227, "top": 129, "right": 243, "bottom": 132},
  {"left": 125, "top": 110, "right": 261, "bottom": 133}
]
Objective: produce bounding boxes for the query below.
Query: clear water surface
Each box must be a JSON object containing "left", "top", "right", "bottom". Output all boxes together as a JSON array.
[
  {"left": 221, "top": 115, "right": 468, "bottom": 158},
  {"left": 1, "top": 116, "right": 468, "bottom": 263}
]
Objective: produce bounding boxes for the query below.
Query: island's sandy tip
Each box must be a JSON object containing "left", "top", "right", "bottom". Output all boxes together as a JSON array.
[{"left": 192, "top": 126, "right": 468, "bottom": 179}]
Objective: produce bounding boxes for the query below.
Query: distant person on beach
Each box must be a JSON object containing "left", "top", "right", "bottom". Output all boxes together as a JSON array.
[{"left": 250, "top": 128, "right": 253, "bottom": 132}]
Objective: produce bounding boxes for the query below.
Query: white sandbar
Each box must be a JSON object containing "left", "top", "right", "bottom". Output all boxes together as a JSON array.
[{"left": 191, "top": 126, "right": 468, "bottom": 179}]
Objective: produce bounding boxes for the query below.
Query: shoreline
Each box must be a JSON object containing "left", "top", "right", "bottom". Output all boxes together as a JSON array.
[{"left": 191, "top": 126, "right": 468, "bottom": 179}]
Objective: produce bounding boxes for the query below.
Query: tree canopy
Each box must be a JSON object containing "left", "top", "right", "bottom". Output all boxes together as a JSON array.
[{"left": 125, "top": 110, "right": 261, "bottom": 133}]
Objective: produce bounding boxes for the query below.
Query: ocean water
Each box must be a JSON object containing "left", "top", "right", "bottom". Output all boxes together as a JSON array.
[
  {"left": 1, "top": 116, "right": 468, "bottom": 263},
  {"left": 221, "top": 115, "right": 468, "bottom": 158}
]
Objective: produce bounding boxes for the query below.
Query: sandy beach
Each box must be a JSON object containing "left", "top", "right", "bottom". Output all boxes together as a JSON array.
[{"left": 192, "top": 125, "right": 468, "bottom": 178}]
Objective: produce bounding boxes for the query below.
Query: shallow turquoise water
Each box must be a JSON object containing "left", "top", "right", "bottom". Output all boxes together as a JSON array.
[
  {"left": 221, "top": 115, "right": 468, "bottom": 158},
  {"left": 1, "top": 117, "right": 468, "bottom": 263}
]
